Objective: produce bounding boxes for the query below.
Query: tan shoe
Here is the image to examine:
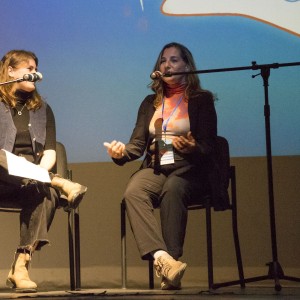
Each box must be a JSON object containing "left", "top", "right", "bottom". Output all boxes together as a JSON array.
[
  {"left": 154, "top": 255, "right": 187, "bottom": 288},
  {"left": 61, "top": 181, "right": 87, "bottom": 209},
  {"left": 51, "top": 176, "right": 87, "bottom": 209},
  {"left": 7, "top": 252, "right": 37, "bottom": 293}
]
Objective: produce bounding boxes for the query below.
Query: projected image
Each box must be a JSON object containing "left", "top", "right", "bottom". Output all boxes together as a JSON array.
[
  {"left": 0, "top": 0, "right": 299, "bottom": 162},
  {"left": 162, "top": 0, "right": 300, "bottom": 37}
]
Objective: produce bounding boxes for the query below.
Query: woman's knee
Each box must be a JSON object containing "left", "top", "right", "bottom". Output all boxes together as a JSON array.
[
  {"left": 124, "top": 169, "right": 163, "bottom": 204},
  {"left": 123, "top": 184, "right": 150, "bottom": 207},
  {"left": 163, "top": 175, "right": 191, "bottom": 197}
]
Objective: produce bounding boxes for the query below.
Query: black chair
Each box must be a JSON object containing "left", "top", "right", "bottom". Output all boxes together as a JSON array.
[
  {"left": 120, "top": 136, "right": 245, "bottom": 290},
  {"left": 0, "top": 142, "right": 81, "bottom": 291}
]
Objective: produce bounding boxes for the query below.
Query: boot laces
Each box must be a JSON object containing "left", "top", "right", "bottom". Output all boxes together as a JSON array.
[{"left": 155, "top": 256, "right": 172, "bottom": 278}]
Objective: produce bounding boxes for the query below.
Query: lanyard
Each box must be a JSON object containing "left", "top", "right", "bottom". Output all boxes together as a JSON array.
[{"left": 162, "top": 96, "right": 183, "bottom": 133}]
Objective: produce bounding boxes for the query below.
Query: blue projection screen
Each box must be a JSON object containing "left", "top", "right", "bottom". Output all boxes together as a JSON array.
[{"left": 1, "top": 0, "right": 299, "bottom": 162}]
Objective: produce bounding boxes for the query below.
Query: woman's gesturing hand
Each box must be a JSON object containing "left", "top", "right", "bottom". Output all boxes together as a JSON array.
[
  {"left": 103, "top": 141, "right": 125, "bottom": 159},
  {"left": 172, "top": 131, "right": 197, "bottom": 154}
]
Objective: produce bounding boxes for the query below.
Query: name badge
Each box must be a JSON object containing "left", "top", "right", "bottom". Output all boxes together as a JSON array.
[{"left": 158, "top": 139, "right": 174, "bottom": 165}]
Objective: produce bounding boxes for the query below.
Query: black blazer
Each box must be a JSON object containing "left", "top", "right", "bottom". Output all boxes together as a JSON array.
[{"left": 114, "top": 91, "right": 229, "bottom": 211}]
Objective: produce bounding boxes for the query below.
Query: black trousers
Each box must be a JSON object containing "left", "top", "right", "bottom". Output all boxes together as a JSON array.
[
  {"left": 0, "top": 149, "right": 59, "bottom": 251},
  {"left": 124, "top": 161, "right": 209, "bottom": 260}
]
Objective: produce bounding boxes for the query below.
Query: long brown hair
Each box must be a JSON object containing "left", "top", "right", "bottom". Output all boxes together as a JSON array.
[
  {"left": 0, "top": 50, "right": 43, "bottom": 110},
  {"left": 149, "top": 42, "right": 205, "bottom": 108}
]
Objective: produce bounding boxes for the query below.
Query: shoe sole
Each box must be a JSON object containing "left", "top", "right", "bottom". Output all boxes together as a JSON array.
[
  {"left": 14, "top": 288, "right": 37, "bottom": 293},
  {"left": 161, "top": 281, "right": 182, "bottom": 290},
  {"left": 69, "top": 186, "right": 87, "bottom": 209},
  {"left": 6, "top": 278, "right": 37, "bottom": 293}
]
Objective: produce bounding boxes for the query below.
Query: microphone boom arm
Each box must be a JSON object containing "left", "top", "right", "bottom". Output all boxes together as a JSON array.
[
  {"left": 0, "top": 78, "right": 24, "bottom": 86},
  {"left": 163, "top": 61, "right": 300, "bottom": 77},
  {"left": 0, "top": 72, "right": 43, "bottom": 85}
]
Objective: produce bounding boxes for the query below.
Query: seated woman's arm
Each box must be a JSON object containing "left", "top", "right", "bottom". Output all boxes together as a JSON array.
[{"left": 39, "top": 149, "right": 56, "bottom": 171}]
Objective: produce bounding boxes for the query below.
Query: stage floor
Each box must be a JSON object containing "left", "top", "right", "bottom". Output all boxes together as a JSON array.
[{"left": 0, "top": 285, "right": 300, "bottom": 299}]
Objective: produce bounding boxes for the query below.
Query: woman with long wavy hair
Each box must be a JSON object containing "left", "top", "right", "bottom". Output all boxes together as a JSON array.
[{"left": 0, "top": 50, "right": 87, "bottom": 292}]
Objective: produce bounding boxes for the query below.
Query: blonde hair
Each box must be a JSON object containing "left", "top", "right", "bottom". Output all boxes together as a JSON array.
[{"left": 0, "top": 50, "right": 42, "bottom": 110}]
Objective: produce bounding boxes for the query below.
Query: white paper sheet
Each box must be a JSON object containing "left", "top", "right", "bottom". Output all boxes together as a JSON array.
[{"left": 3, "top": 149, "right": 51, "bottom": 183}]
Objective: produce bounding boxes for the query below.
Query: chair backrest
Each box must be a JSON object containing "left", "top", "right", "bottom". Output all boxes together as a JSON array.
[
  {"left": 205, "top": 136, "right": 231, "bottom": 211},
  {"left": 215, "top": 136, "right": 230, "bottom": 190},
  {"left": 53, "top": 142, "right": 68, "bottom": 178}
]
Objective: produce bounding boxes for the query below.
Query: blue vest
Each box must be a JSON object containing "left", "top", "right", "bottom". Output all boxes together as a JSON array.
[{"left": 0, "top": 101, "right": 47, "bottom": 157}]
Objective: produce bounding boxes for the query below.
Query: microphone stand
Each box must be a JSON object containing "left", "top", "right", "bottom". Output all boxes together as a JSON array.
[
  {"left": 166, "top": 60, "right": 300, "bottom": 291},
  {"left": 0, "top": 78, "right": 24, "bottom": 86}
]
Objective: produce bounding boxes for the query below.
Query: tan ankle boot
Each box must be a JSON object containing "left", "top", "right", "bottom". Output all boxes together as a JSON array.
[
  {"left": 51, "top": 176, "right": 87, "bottom": 209},
  {"left": 7, "top": 252, "right": 37, "bottom": 292}
]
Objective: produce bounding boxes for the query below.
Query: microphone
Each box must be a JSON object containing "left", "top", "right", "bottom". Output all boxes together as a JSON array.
[
  {"left": 150, "top": 71, "right": 163, "bottom": 80},
  {"left": 22, "top": 72, "right": 43, "bottom": 82},
  {"left": 150, "top": 71, "right": 173, "bottom": 80}
]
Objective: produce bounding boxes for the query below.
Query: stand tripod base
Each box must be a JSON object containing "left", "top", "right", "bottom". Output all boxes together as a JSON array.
[{"left": 243, "top": 261, "right": 300, "bottom": 291}]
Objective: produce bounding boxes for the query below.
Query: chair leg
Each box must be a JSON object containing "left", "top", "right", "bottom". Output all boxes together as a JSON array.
[
  {"left": 148, "top": 259, "right": 154, "bottom": 289},
  {"left": 230, "top": 167, "right": 245, "bottom": 288},
  {"left": 68, "top": 210, "right": 76, "bottom": 291},
  {"left": 74, "top": 208, "right": 81, "bottom": 290},
  {"left": 205, "top": 202, "right": 214, "bottom": 290},
  {"left": 67, "top": 208, "right": 81, "bottom": 291},
  {"left": 121, "top": 200, "right": 127, "bottom": 289},
  {"left": 66, "top": 169, "right": 81, "bottom": 290},
  {"left": 212, "top": 166, "right": 245, "bottom": 289}
]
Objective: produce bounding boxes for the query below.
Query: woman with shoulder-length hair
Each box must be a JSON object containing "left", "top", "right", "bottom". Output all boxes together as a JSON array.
[
  {"left": 0, "top": 49, "right": 87, "bottom": 292},
  {"left": 104, "top": 42, "right": 228, "bottom": 290}
]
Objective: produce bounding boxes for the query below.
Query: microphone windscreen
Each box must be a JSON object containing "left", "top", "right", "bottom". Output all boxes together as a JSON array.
[{"left": 150, "top": 71, "right": 162, "bottom": 79}]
